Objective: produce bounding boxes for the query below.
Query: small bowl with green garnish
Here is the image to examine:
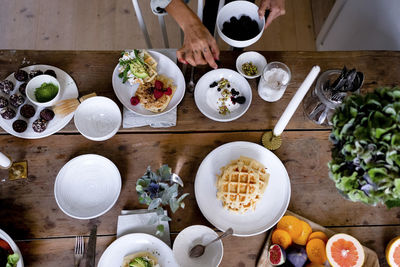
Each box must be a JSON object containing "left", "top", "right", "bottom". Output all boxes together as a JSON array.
[
  {"left": 26, "top": 74, "right": 61, "bottom": 107},
  {"left": 236, "top": 51, "right": 267, "bottom": 79}
]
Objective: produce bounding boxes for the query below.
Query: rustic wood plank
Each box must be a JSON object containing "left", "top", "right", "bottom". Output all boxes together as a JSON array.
[{"left": 1, "top": 50, "right": 399, "bottom": 133}]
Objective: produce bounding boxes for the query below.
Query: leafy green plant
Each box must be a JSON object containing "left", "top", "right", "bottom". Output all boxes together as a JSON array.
[
  {"left": 136, "top": 165, "right": 189, "bottom": 235},
  {"left": 329, "top": 87, "right": 400, "bottom": 208}
]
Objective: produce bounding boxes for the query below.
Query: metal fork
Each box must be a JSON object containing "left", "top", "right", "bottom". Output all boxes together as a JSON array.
[{"left": 74, "top": 236, "right": 84, "bottom": 267}]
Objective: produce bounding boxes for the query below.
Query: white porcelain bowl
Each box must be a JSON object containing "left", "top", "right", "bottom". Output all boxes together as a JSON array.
[
  {"left": 236, "top": 51, "right": 267, "bottom": 79},
  {"left": 74, "top": 96, "right": 121, "bottom": 141},
  {"left": 26, "top": 74, "right": 61, "bottom": 107},
  {"left": 173, "top": 225, "right": 223, "bottom": 267},
  {"left": 217, "top": 1, "right": 265, "bottom": 48}
]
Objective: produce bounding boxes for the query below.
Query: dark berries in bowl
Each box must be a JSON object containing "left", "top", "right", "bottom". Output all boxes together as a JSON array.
[
  {"left": 1, "top": 107, "right": 16, "bottom": 120},
  {"left": 222, "top": 15, "right": 260, "bottom": 41},
  {"left": 9, "top": 94, "right": 25, "bottom": 108},
  {"left": 14, "top": 69, "right": 28, "bottom": 82},
  {"left": 40, "top": 108, "right": 55, "bottom": 121},
  {"left": 12, "top": 120, "right": 28, "bottom": 133},
  {"left": 20, "top": 104, "right": 36, "bottom": 118},
  {"left": 0, "top": 80, "right": 14, "bottom": 95}
]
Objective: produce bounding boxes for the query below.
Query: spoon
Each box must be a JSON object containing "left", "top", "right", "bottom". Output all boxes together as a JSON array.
[
  {"left": 186, "top": 66, "right": 195, "bottom": 93},
  {"left": 189, "top": 227, "right": 233, "bottom": 258}
]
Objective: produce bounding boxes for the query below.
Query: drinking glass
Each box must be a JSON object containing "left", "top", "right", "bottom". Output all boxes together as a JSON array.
[{"left": 257, "top": 62, "right": 291, "bottom": 102}]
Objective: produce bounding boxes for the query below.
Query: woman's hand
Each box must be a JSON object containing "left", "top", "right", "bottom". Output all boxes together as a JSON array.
[
  {"left": 177, "top": 22, "right": 220, "bottom": 69},
  {"left": 258, "top": 0, "right": 286, "bottom": 29}
]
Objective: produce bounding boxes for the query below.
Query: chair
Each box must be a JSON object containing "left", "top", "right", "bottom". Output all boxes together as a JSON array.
[{"left": 131, "top": 0, "right": 225, "bottom": 48}]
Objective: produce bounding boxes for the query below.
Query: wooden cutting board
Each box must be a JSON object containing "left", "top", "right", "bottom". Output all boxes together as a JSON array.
[{"left": 257, "top": 210, "right": 380, "bottom": 267}]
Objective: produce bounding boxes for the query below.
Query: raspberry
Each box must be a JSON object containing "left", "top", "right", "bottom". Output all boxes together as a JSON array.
[
  {"left": 165, "top": 87, "right": 172, "bottom": 95},
  {"left": 130, "top": 96, "right": 140, "bottom": 105},
  {"left": 154, "top": 80, "right": 163, "bottom": 90},
  {"left": 154, "top": 89, "right": 164, "bottom": 99}
]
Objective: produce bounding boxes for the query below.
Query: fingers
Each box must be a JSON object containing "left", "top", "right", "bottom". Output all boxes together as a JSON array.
[
  {"left": 265, "top": 5, "right": 285, "bottom": 29},
  {"left": 202, "top": 47, "right": 218, "bottom": 69},
  {"left": 184, "top": 52, "right": 196, "bottom": 67},
  {"left": 209, "top": 38, "right": 220, "bottom": 61},
  {"left": 176, "top": 49, "right": 187, "bottom": 64},
  {"left": 258, "top": 0, "right": 270, "bottom": 18}
]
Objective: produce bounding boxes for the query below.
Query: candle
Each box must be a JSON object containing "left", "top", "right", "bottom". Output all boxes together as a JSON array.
[
  {"left": 0, "top": 152, "right": 11, "bottom": 168},
  {"left": 273, "top": 66, "right": 321, "bottom": 136}
]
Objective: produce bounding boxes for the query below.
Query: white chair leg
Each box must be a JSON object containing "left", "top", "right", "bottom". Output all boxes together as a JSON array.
[
  {"left": 158, "top": 15, "right": 169, "bottom": 48},
  {"left": 131, "top": 0, "right": 152, "bottom": 48}
]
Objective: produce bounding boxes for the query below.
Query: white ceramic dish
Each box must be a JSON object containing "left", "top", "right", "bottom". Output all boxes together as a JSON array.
[
  {"left": 194, "top": 68, "right": 252, "bottom": 122},
  {"left": 0, "top": 229, "right": 24, "bottom": 267},
  {"left": 194, "top": 141, "right": 291, "bottom": 237},
  {"left": 0, "top": 65, "right": 78, "bottom": 139},
  {"left": 173, "top": 225, "right": 223, "bottom": 267},
  {"left": 217, "top": 1, "right": 265, "bottom": 48},
  {"left": 74, "top": 96, "right": 121, "bottom": 141},
  {"left": 98, "top": 233, "right": 179, "bottom": 267},
  {"left": 112, "top": 51, "right": 185, "bottom": 117},
  {"left": 26, "top": 75, "right": 61, "bottom": 107},
  {"left": 236, "top": 52, "right": 267, "bottom": 79},
  {"left": 54, "top": 154, "right": 121, "bottom": 220}
]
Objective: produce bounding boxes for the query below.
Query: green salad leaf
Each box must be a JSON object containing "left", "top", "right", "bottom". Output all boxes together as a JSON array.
[{"left": 329, "top": 87, "right": 400, "bottom": 208}]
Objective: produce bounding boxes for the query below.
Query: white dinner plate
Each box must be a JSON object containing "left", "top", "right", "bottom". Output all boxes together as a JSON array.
[
  {"left": 0, "top": 229, "right": 24, "bottom": 267},
  {"left": 54, "top": 154, "right": 121, "bottom": 220},
  {"left": 98, "top": 233, "right": 179, "bottom": 267},
  {"left": 0, "top": 65, "right": 78, "bottom": 139},
  {"left": 112, "top": 51, "right": 185, "bottom": 117},
  {"left": 194, "top": 68, "right": 252, "bottom": 122},
  {"left": 194, "top": 141, "right": 291, "bottom": 236}
]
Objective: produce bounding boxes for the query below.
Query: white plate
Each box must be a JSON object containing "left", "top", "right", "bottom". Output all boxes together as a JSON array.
[
  {"left": 0, "top": 229, "right": 24, "bottom": 267},
  {"left": 194, "top": 141, "right": 291, "bottom": 236},
  {"left": 0, "top": 65, "right": 78, "bottom": 139},
  {"left": 194, "top": 69, "right": 252, "bottom": 122},
  {"left": 111, "top": 51, "right": 185, "bottom": 117},
  {"left": 98, "top": 233, "right": 179, "bottom": 267},
  {"left": 173, "top": 225, "right": 223, "bottom": 267},
  {"left": 54, "top": 154, "right": 121, "bottom": 220}
]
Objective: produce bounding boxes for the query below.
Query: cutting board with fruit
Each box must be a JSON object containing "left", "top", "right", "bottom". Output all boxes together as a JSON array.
[{"left": 257, "top": 210, "right": 379, "bottom": 267}]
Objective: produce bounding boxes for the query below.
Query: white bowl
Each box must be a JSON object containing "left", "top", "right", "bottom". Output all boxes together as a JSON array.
[
  {"left": 173, "top": 225, "right": 223, "bottom": 267},
  {"left": 236, "top": 52, "right": 267, "bottom": 79},
  {"left": 217, "top": 1, "right": 265, "bottom": 48},
  {"left": 54, "top": 154, "right": 121, "bottom": 220},
  {"left": 74, "top": 96, "right": 121, "bottom": 141},
  {"left": 26, "top": 74, "right": 61, "bottom": 107}
]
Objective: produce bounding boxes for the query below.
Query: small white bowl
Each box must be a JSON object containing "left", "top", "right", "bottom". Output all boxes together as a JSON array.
[
  {"left": 173, "top": 225, "right": 223, "bottom": 267},
  {"left": 26, "top": 74, "right": 61, "bottom": 107},
  {"left": 217, "top": 1, "right": 265, "bottom": 48},
  {"left": 74, "top": 96, "right": 121, "bottom": 141},
  {"left": 236, "top": 52, "right": 267, "bottom": 79}
]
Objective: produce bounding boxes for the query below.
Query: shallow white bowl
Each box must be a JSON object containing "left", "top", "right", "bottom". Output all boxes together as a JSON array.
[
  {"left": 74, "top": 96, "right": 121, "bottom": 141},
  {"left": 173, "top": 225, "right": 223, "bottom": 267},
  {"left": 54, "top": 154, "right": 121, "bottom": 220},
  {"left": 26, "top": 74, "right": 61, "bottom": 107},
  {"left": 217, "top": 1, "right": 265, "bottom": 48},
  {"left": 236, "top": 51, "right": 267, "bottom": 79}
]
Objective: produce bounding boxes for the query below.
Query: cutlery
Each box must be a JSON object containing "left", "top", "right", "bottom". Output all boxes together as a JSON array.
[
  {"left": 74, "top": 236, "right": 84, "bottom": 267},
  {"left": 187, "top": 66, "right": 195, "bottom": 93},
  {"left": 170, "top": 173, "right": 184, "bottom": 187},
  {"left": 189, "top": 227, "right": 233, "bottom": 258},
  {"left": 85, "top": 225, "right": 97, "bottom": 267}
]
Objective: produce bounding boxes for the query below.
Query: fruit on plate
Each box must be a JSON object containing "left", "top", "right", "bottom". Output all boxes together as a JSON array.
[
  {"left": 293, "top": 220, "right": 312, "bottom": 246},
  {"left": 286, "top": 244, "right": 308, "bottom": 267},
  {"left": 268, "top": 244, "right": 286, "bottom": 266},
  {"left": 277, "top": 215, "right": 302, "bottom": 240},
  {"left": 308, "top": 231, "right": 329, "bottom": 244},
  {"left": 306, "top": 238, "right": 327, "bottom": 264},
  {"left": 272, "top": 229, "right": 292, "bottom": 250},
  {"left": 386, "top": 236, "right": 400, "bottom": 267},
  {"left": 326, "top": 233, "right": 365, "bottom": 267}
]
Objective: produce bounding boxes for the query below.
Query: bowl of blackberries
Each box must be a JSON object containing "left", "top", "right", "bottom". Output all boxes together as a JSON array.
[{"left": 217, "top": 1, "right": 265, "bottom": 48}]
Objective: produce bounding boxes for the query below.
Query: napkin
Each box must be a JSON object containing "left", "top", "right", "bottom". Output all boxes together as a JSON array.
[
  {"left": 117, "top": 209, "right": 171, "bottom": 246},
  {"left": 122, "top": 48, "right": 178, "bottom": 129}
]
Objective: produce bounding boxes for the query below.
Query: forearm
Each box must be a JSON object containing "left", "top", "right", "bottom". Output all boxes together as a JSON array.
[{"left": 165, "top": 0, "right": 201, "bottom": 32}]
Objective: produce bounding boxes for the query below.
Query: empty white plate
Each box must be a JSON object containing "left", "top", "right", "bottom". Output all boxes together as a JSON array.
[
  {"left": 194, "top": 141, "right": 291, "bottom": 236},
  {"left": 173, "top": 225, "right": 223, "bottom": 267},
  {"left": 54, "top": 154, "right": 121, "bottom": 219}
]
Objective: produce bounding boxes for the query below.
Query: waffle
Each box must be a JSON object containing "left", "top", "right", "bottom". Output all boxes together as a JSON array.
[{"left": 216, "top": 156, "right": 270, "bottom": 213}]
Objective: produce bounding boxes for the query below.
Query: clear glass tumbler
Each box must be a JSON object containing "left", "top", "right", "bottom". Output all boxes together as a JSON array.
[{"left": 257, "top": 61, "right": 291, "bottom": 102}]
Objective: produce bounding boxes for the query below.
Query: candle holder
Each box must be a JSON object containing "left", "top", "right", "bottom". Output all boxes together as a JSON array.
[{"left": 262, "top": 131, "right": 282, "bottom": 151}]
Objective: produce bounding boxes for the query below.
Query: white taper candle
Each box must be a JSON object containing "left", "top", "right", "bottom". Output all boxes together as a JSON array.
[
  {"left": 0, "top": 152, "right": 11, "bottom": 168},
  {"left": 273, "top": 65, "right": 321, "bottom": 136}
]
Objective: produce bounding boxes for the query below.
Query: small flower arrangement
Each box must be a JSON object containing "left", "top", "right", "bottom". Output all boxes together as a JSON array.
[{"left": 136, "top": 165, "right": 189, "bottom": 235}]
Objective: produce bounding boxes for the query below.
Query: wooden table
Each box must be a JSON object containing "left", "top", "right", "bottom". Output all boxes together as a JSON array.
[{"left": 0, "top": 50, "right": 399, "bottom": 267}]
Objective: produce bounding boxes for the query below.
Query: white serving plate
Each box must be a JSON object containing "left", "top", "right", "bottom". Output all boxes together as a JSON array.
[
  {"left": 194, "top": 68, "right": 252, "bottom": 122},
  {"left": 98, "top": 233, "right": 179, "bottom": 267},
  {"left": 194, "top": 141, "right": 291, "bottom": 236},
  {"left": 0, "top": 65, "right": 78, "bottom": 139},
  {"left": 0, "top": 229, "right": 24, "bottom": 267},
  {"left": 112, "top": 51, "right": 185, "bottom": 117},
  {"left": 54, "top": 154, "right": 121, "bottom": 220}
]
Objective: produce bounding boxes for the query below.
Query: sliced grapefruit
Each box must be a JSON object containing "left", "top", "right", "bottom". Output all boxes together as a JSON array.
[
  {"left": 386, "top": 236, "right": 400, "bottom": 267},
  {"left": 326, "top": 233, "right": 365, "bottom": 267}
]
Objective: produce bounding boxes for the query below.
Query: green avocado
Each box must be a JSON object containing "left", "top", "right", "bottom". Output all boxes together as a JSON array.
[
  {"left": 129, "top": 61, "right": 149, "bottom": 79},
  {"left": 129, "top": 257, "right": 151, "bottom": 267}
]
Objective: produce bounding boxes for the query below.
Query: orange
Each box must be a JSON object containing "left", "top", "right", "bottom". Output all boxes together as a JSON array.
[
  {"left": 293, "top": 220, "right": 312, "bottom": 245},
  {"left": 306, "top": 238, "right": 327, "bottom": 264},
  {"left": 271, "top": 229, "right": 292, "bottom": 249},
  {"left": 386, "top": 236, "right": 400, "bottom": 267},
  {"left": 277, "top": 215, "right": 302, "bottom": 239},
  {"left": 308, "top": 231, "right": 329, "bottom": 243},
  {"left": 326, "top": 233, "right": 365, "bottom": 267}
]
